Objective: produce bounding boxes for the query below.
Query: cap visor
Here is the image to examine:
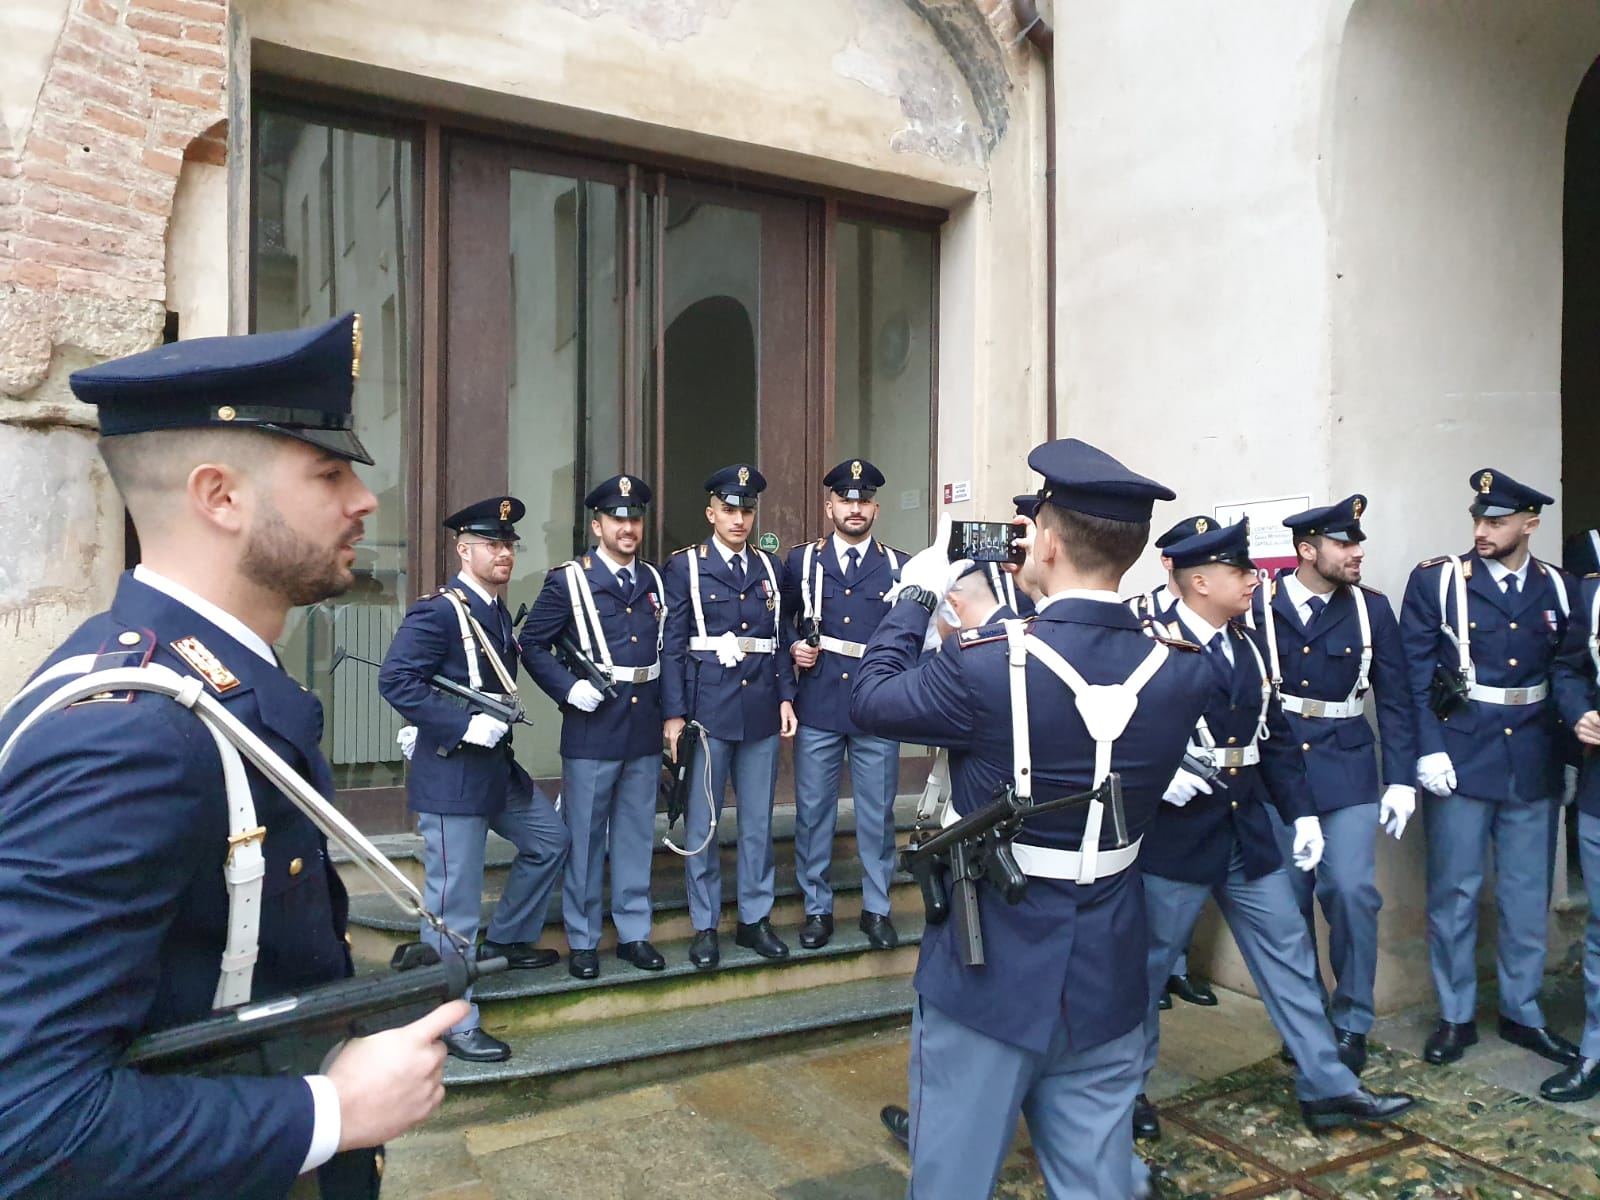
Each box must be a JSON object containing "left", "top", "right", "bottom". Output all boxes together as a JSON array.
[
  {"left": 1325, "top": 528, "right": 1366, "bottom": 543},
  {"left": 271, "top": 424, "right": 375, "bottom": 466},
  {"left": 1470, "top": 502, "right": 1517, "bottom": 518}
]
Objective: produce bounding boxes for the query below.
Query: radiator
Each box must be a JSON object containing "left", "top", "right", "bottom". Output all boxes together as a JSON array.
[{"left": 328, "top": 603, "right": 405, "bottom": 765}]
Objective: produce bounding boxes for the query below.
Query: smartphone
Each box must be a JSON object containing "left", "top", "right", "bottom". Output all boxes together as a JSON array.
[{"left": 948, "top": 520, "right": 1025, "bottom": 565}]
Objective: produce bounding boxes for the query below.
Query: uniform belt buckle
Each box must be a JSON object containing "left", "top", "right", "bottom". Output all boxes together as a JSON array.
[
  {"left": 1300, "top": 699, "right": 1326, "bottom": 718},
  {"left": 1506, "top": 688, "right": 1528, "bottom": 705},
  {"left": 227, "top": 825, "right": 267, "bottom": 863}
]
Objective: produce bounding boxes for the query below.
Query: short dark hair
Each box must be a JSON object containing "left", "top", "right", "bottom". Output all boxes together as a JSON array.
[{"left": 1036, "top": 505, "right": 1149, "bottom": 576}]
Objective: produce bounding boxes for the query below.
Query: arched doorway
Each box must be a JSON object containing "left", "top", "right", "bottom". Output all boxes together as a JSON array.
[{"left": 1563, "top": 55, "right": 1600, "bottom": 561}]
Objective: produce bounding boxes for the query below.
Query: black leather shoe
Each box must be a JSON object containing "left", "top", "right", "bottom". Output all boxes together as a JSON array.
[
  {"left": 1166, "top": 974, "right": 1219, "bottom": 1007},
  {"left": 568, "top": 949, "right": 599, "bottom": 979},
  {"left": 880, "top": 1104, "right": 910, "bottom": 1149},
  {"left": 617, "top": 940, "right": 666, "bottom": 971},
  {"left": 859, "top": 912, "right": 899, "bottom": 950},
  {"left": 1540, "top": 1056, "right": 1600, "bottom": 1102},
  {"left": 1300, "top": 1087, "right": 1415, "bottom": 1132},
  {"left": 1423, "top": 1019, "right": 1478, "bottom": 1065},
  {"left": 799, "top": 913, "right": 834, "bottom": 950},
  {"left": 442, "top": 1027, "right": 511, "bottom": 1063},
  {"left": 736, "top": 917, "right": 790, "bottom": 959},
  {"left": 1498, "top": 1017, "right": 1581, "bottom": 1065},
  {"left": 1335, "top": 1028, "right": 1368, "bottom": 1076},
  {"left": 1132, "top": 1093, "right": 1161, "bottom": 1140},
  {"left": 1158, "top": 992, "right": 1172, "bottom": 1011},
  {"left": 480, "top": 940, "right": 559, "bottom": 970},
  {"left": 689, "top": 928, "right": 720, "bottom": 970}
]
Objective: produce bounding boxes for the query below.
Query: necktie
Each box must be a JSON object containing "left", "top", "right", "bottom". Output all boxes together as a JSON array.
[
  {"left": 1305, "top": 594, "right": 1325, "bottom": 630},
  {"left": 496, "top": 598, "right": 513, "bottom": 646},
  {"left": 844, "top": 547, "right": 860, "bottom": 581},
  {"left": 1503, "top": 576, "right": 1519, "bottom": 599},
  {"left": 731, "top": 553, "right": 745, "bottom": 585},
  {"left": 618, "top": 567, "right": 633, "bottom": 595},
  {"left": 1206, "top": 631, "right": 1232, "bottom": 693}
]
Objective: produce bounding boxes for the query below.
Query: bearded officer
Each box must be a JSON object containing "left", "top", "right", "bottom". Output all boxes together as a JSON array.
[
  {"left": 379, "top": 498, "right": 570, "bottom": 1063},
  {"left": 1252, "top": 496, "right": 1415, "bottom": 1075},
  {"left": 661, "top": 464, "right": 798, "bottom": 968},
  {"left": 1544, "top": 566, "right": 1600, "bottom": 1101},
  {"left": 519, "top": 475, "right": 667, "bottom": 980},
  {"left": 0, "top": 315, "right": 464, "bottom": 1199},
  {"left": 1134, "top": 520, "right": 1413, "bottom": 1154},
  {"left": 1400, "top": 468, "right": 1579, "bottom": 1068},
  {"left": 783, "top": 459, "right": 904, "bottom": 952},
  {"left": 852, "top": 439, "right": 1213, "bottom": 1200}
]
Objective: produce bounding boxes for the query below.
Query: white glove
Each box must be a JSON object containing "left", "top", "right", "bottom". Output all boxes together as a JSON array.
[
  {"left": 1162, "top": 768, "right": 1214, "bottom": 808},
  {"left": 566, "top": 680, "right": 605, "bottom": 712},
  {"left": 462, "top": 713, "right": 509, "bottom": 748},
  {"left": 1378, "top": 784, "right": 1416, "bottom": 840},
  {"left": 715, "top": 629, "right": 746, "bottom": 668},
  {"left": 1416, "top": 752, "right": 1456, "bottom": 797},
  {"left": 1292, "top": 815, "right": 1325, "bottom": 871},
  {"left": 396, "top": 725, "right": 418, "bottom": 762},
  {"left": 886, "top": 515, "right": 971, "bottom": 604}
]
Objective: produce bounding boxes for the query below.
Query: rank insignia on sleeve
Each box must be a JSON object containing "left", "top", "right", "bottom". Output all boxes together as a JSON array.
[{"left": 170, "top": 636, "right": 241, "bottom": 693}]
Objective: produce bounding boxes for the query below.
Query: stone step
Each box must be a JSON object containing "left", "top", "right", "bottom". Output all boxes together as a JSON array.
[
  {"left": 345, "top": 855, "right": 920, "bottom": 962},
  {"left": 441, "top": 973, "right": 917, "bottom": 1089}
]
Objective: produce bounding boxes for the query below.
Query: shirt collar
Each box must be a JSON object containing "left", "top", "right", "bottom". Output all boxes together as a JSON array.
[
  {"left": 711, "top": 536, "right": 749, "bottom": 566},
  {"left": 832, "top": 534, "right": 873, "bottom": 570},
  {"left": 1035, "top": 588, "right": 1122, "bottom": 612},
  {"left": 1481, "top": 556, "right": 1529, "bottom": 586},
  {"left": 592, "top": 546, "right": 632, "bottom": 578},
  {"left": 1174, "top": 598, "right": 1226, "bottom": 646},
  {"left": 455, "top": 572, "right": 497, "bottom": 607},
  {"left": 133, "top": 565, "right": 277, "bottom": 665}
]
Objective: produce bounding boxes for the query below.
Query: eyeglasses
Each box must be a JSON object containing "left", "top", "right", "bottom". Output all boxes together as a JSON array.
[{"left": 460, "top": 538, "right": 520, "bottom": 552}]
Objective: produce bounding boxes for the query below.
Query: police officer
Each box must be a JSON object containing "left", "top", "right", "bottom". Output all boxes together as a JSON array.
[
  {"left": 1565, "top": 526, "right": 1600, "bottom": 578},
  {"left": 519, "top": 475, "right": 667, "bottom": 980},
  {"left": 1134, "top": 520, "right": 1413, "bottom": 1150},
  {"left": 379, "top": 498, "right": 570, "bottom": 1063},
  {"left": 1253, "top": 496, "right": 1416, "bottom": 1075},
  {"left": 0, "top": 314, "right": 463, "bottom": 1198},
  {"left": 662, "top": 464, "right": 798, "bottom": 968},
  {"left": 1545, "top": 566, "right": 1600, "bottom": 1101},
  {"left": 783, "top": 459, "right": 904, "bottom": 951},
  {"left": 852, "top": 438, "right": 1214, "bottom": 1200},
  {"left": 1129, "top": 513, "right": 1218, "bottom": 1013},
  {"left": 1400, "top": 468, "right": 1580, "bottom": 1067}
]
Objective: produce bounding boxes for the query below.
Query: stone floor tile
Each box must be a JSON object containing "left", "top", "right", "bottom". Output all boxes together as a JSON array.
[
  {"left": 1141, "top": 1122, "right": 1278, "bottom": 1197},
  {"left": 1310, "top": 1139, "right": 1564, "bottom": 1200}
]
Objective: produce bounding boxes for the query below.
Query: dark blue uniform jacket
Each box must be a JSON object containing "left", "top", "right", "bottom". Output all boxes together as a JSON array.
[
  {"left": 1399, "top": 552, "right": 1572, "bottom": 803},
  {"left": 379, "top": 574, "right": 534, "bottom": 817},
  {"left": 1141, "top": 615, "right": 1317, "bottom": 886},
  {"left": 519, "top": 553, "right": 665, "bottom": 761},
  {"left": 1252, "top": 576, "right": 1416, "bottom": 812},
  {"left": 0, "top": 573, "right": 350, "bottom": 1199},
  {"left": 850, "top": 598, "right": 1210, "bottom": 1054},
  {"left": 781, "top": 538, "right": 899, "bottom": 735},
  {"left": 1553, "top": 575, "right": 1600, "bottom": 816},
  {"left": 661, "top": 540, "right": 796, "bottom": 741}
]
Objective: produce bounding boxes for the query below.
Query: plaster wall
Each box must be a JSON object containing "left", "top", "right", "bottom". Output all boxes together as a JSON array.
[{"left": 165, "top": 160, "right": 229, "bottom": 340}]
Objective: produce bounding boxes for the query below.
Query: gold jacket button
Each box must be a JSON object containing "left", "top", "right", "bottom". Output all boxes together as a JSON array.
[
  {"left": 1301, "top": 680, "right": 1309, "bottom": 687},
  {"left": 1301, "top": 742, "right": 1311, "bottom": 752},
  {"left": 1227, "top": 736, "right": 1237, "bottom": 745},
  {"left": 630, "top": 696, "right": 638, "bottom": 705},
  {"left": 1469, "top": 621, "right": 1477, "bottom": 629},
  {"left": 1231, "top": 800, "right": 1239, "bottom": 809},
  {"left": 1509, "top": 621, "right": 1518, "bottom": 630},
  {"left": 844, "top": 588, "right": 852, "bottom": 596},
  {"left": 626, "top": 606, "right": 633, "bottom": 614},
  {"left": 741, "top": 623, "right": 749, "bottom": 631},
  {"left": 843, "top": 616, "right": 852, "bottom": 624},
  {"left": 841, "top": 671, "right": 850, "bottom": 680},
  {"left": 118, "top": 630, "right": 141, "bottom": 646},
  {"left": 739, "top": 593, "right": 747, "bottom": 600},
  {"left": 1505, "top": 727, "right": 1513, "bottom": 736},
  {"left": 289, "top": 857, "right": 304, "bottom": 876},
  {"left": 631, "top": 635, "right": 639, "bottom": 643},
  {"left": 1228, "top": 767, "right": 1239, "bottom": 776},
  {"left": 1344, "top": 647, "right": 1352, "bottom": 654},
  {"left": 1302, "top": 646, "right": 1311, "bottom": 655},
  {"left": 740, "top": 679, "right": 748, "bottom": 687},
  {"left": 1508, "top": 658, "right": 1517, "bottom": 666}
]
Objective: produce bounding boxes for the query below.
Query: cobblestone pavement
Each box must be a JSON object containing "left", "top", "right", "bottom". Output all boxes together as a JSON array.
[{"left": 384, "top": 958, "right": 1599, "bottom": 1199}]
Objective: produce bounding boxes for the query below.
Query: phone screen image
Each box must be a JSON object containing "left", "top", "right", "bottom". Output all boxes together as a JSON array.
[{"left": 948, "top": 520, "right": 1025, "bottom": 565}]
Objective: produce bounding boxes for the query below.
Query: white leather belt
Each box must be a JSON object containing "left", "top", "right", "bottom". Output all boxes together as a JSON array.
[
  {"left": 940, "top": 805, "right": 1142, "bottom": 882},
  {"left": 688, "top": 636, "right": 776, "bottom": 654},
  {"left": 1192, "top": 744, "right": 1261, "bottom": 768},
  {"left": 604, "top": 662, "right": 661, "bottom": 683},
  {"left": 1467, "top": 681, "right": 1549, "bottom": 705},
  {"left": 817, "top": 635, "right": 867, "bottom": 659},
  {"left": 1279, "top": 693, "right": 1366, "bottom": 720}
]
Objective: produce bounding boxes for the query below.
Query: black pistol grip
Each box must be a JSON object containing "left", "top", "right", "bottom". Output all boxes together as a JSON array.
[{"left": 985, "top": 839, "right": 1028, "bottom": 905}]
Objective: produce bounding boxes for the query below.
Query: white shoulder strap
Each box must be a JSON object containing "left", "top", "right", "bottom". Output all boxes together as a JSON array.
[
  {"left": 1237, "top": 629, "right": 1272, "bottom": 743},
  {"left": 563, "top": 561, "right": 614, "bottom": 671},
  {"left": 438, "top": 588, "right": 483, "bottom": 691},
  {"left": 989, "top": 563, "right": 1019, "bottom": 613},
  {"left": 686, "top": 551, "right": 708, "bottom": 640},
  {"left": 1006, "top": 620, "right": 1168, "bottom": 885},
  {"left": 1350, "top": 585, "right": 1373, "bottom": 697},
  {"left": 644, "top": 562, "right": 668, "bottom": 652},
  {"left": 0, "top": 663, "right": 433, "bottom": 1010},
  {"left": 1261, "top": 587, "right": 1282, "bottom": 688},
  {"left": 886, "top": 547, "right": 902, "bottom": 571},
  {"left": 801, "top": 543, "right": 821, "bottom": 624},
  {"left": 1438, "top": 557, "right": 1474, "bottom": 682},
  {"left": 1543, "top": 561, "right": 1570, "bottom": 619},
  {"left": 756, "top": 550, "right": 782, "bottom": 632},
  {"left": 1590, "top": 582, "right": 1600, "bottom": 679}
]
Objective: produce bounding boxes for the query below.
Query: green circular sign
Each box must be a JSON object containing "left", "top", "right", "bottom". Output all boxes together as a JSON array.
[{"left": 757, "top": 531, "right": 780, "bottom": 554}]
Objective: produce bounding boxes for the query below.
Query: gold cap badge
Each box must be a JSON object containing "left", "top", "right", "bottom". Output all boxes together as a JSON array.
[
  {"left": 217, "top": 405, "right": 236, "bottom": 421},
  {"left": 619, "top": 476, "right": 632, "bottom": 497},
  {"left": 1479, "top": 471, "right": 1493, "bottom": 495},
  {"left": 737, "top": 466, "right": 750, "bottom": 486},
  {"left": 1352, "top": 497, "right": 1364, "bottom": 518},
  {"left": 850, "top": 460, "right": 863, "bottom": 480},
  {"left": 1196, "top": 517, "right": 1209, "bottom": 533},
  {"left": 499, "top": 499, "right": 512, "bottom": 521},
  {"left": 351, "top": 313, "right": 363, "bottom": 380}
]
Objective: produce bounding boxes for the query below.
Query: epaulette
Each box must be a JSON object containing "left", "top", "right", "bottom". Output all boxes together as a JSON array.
[
  {"left": 1534, "top": 559, "right": 1550, "bottom": 576},
  {"left": 878, "top": 543, "right": 904, "bottom": 557},
  {"left": 1358, "top": 583, "right": 1385, "bottom": 596},
  {"left": 698, "top": 544, "right": 708, "bottom": 559},
  {"left": 1269, "top": 578, "right": 1279, "bottom": 598},
  {"left": 1152, "top": 630, "right": 1202, "bottom": 653},
  {"left": 957, "top": 616, "right": 1031, "bottom": 649},
  {"left": 1461, "top": 559, "right": 1473, "bottom": 579},
  {"left": 814, "top": 537, "right": 828, "bottom": 550},
  {"left": 582, "top": 555, "right": 593, "bottom": 569},
  {"left": 1587, "top": 572, "right": 1600, "bottom": 581},
  {"left": 1418, "top": 555, "right": 1449, "bottom": 569},
  {"left": 669, "top": 545, "right": 696, "bottom": 557}
]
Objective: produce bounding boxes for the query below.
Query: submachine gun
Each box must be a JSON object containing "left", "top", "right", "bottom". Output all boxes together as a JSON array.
[
  {"left": 659, "top": 719, "right": 705, "bottom": 831},
  {"left": 333, "top": 648, "right": 529, "bottom": 751},
  {"left": 899, "top": 773, "right": 1129, "bottom": 969},
  {"left": 123, "top": 947, "right": 507, "bottom": 1077}
]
